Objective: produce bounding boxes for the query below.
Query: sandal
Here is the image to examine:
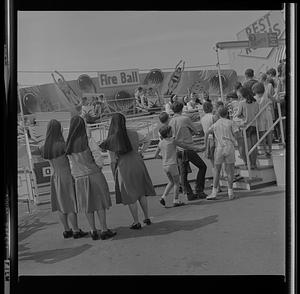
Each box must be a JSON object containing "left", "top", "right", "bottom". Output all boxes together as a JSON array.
[
  {"left": 143, "top": 218, "right": 152, "bottom": 225},
  {"left": 100, "top": 229, "right": 117, "bottom": 240},
  {"left": 159, "top": 198, "right": 166, "bottom": 206},
  {"left": 130, "top": 223, "right": 142, "bottom": 230},
  {"left": 63, "top": 229, "right": 73, "bottom": 239},
  {"left": 90, "top": 230, "right": 99, "bottom": 240},
  {"left": 173, "top": 202, "right": 185, "bottom": 207}
]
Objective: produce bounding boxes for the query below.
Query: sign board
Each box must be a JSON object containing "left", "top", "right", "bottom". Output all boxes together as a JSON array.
[
  {"left": 237, "top": 11, "right": 285, "bottom": 58},
  {"left": 248, "top": 32, "right": 278, "bottom": 48},
  {"left": 98, "top": 69, "right": 140, "bottom": 88},
  {"left": 42, "top": 166, "right": 53, "bottom": 177},
  {"left": 33, "top": 161, "right": 51, "bottom": 184}
]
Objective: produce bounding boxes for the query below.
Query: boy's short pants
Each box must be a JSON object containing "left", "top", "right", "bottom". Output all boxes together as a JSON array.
[
  {"left": 214, "top": 144, "right": 235, "bottom": 165},
  {"left": 163, "top": 164, "right": 179, "bottom": 179}
]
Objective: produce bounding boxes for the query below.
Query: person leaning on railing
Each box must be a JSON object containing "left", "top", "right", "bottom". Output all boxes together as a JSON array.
[
  {"left": 252, "top": 82, "right": 273, "bottom": 156},
  {"left": 274, "top": 61, "right": 286, "bottom": 141},
  {"left": 235, "top": 86, "right": 259, "bottom": 169}
]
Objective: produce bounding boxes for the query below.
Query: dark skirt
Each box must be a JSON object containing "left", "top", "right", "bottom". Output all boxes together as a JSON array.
[
  {"left": 74, "top": 172, "right": 112, "bottom": 212},
  {"left": 114, "top": 151, "right": 156, "bottom": 205}
]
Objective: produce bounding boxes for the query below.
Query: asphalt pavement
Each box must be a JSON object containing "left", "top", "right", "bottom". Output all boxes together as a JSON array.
[{"left": 18, "top": 184, "right": 285, "bottom": 275}]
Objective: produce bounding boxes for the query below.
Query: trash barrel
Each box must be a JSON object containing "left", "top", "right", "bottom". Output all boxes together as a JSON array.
[{"left": 272, "top": 149, "right": 285, "bottom": 187}]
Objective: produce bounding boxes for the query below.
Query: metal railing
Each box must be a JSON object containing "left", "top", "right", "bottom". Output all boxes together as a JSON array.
[
  {"left": 81, "top": 113, "right": 161, "bottom": 143},
  {"left": 242, "top": 101, "right": 286, "bottom": 178}
]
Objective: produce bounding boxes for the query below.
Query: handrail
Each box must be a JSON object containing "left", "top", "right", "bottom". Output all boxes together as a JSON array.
[
  {"left": 248, "top": 116, "right": 286, "bottom": 155},
  {"left": 241, "top": 100, "right": 285, "bottom": 179},
  {"left": 86, "top": 113, "right": 160, "bottom": 128},
  {"left": 243, "top": 100, "right": 272, "bottom": 131}
]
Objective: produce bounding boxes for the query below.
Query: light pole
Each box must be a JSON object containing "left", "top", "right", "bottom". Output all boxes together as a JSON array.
[{"left": 214, "top": 46, "right": 224, "bottom": 101}]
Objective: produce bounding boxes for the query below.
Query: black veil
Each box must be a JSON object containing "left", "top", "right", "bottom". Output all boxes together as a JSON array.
[
  {"left": 42, "top": 119, "right": 65, "bottom": 160},
  {"left": 99, "top": 113, "right": 132, "bottom": 155}
]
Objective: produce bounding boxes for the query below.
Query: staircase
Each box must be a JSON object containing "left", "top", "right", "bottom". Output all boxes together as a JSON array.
[{"left": 220, "top": 143, "right": 285, "bottom": 190}]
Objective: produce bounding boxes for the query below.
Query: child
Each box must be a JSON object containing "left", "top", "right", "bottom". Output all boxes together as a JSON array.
[
  {"left": 158, "top": 111, "right": 192, "bottom": 193},
  {"left": 213, "top": 100, "right": 226, "bottom": 120},
  {"left": 80, "top": 97, "right": 101, "bottom": 123},
  {"left": 159, "top": 111, "right": 170, "bottom": 126},
  {"left": 201, "top": 101, "right": 222, "bottom": 192},
  {"left": 154, "top": 125, "right": 186, "bottom": 207},
  {"left": 252, "top": 82, "right": 273, "bottom": 156},
  {"left": 205, "top": 106, "right": 239, "bottom": 200}
]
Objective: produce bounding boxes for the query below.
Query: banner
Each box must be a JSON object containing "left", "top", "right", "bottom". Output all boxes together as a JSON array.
[
  {"left": 237, "top": 11, "right": 285, "bottom": 58},
  {"left": 18, "top": 68, "right": 238, "bottom": 116},
  {"left": 98, "top": 69, "right": 140, "bottom": 88}
]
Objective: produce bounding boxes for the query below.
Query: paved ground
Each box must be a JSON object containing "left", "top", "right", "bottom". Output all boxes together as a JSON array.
[{"left": 18, "top": 184, "right": 285, "bottom": 275}]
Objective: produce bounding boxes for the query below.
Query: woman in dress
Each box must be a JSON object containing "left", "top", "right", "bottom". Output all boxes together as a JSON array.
[
  {"left": 252, "top": 82, "right": 273, "bottom": 156},
  {"left": 32, "top": 119, "right": 88, "bottom": 239},
  {"left": 259, "top": 73, "right": 276, "bottom": 121},
  {"left": 100, "top": 113, "right": 156, "bottom": 230},
  {"left": 65, "top": 115, "right": 116, "bottom": 240}
]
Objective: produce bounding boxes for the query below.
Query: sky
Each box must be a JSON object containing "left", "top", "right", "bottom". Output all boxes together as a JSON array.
[{"left": 17, "top": 10, "right": 270, "bottom": 86}]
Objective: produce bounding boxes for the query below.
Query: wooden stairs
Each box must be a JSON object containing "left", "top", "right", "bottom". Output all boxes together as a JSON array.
[{"left": 220, "top": 143, "right": 285, "bottom": 190}]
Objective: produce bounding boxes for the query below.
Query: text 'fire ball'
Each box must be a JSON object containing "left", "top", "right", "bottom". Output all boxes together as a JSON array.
[{"left": 98, "top": 69, "right": 140, "bottom": 88}]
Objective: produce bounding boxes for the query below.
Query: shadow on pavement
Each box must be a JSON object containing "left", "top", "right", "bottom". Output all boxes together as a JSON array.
[
  {"left": 18, "top": 244, "right": 92, "bottom": 264},
  {"left": 18, "top": 216, "right": 57, "bottom": 242},
  {"left": 187, "top": 189, "right": 285, "bottom": 206},
  {"left": 113, "top": 214, "right": 218, "bottom": 240}
]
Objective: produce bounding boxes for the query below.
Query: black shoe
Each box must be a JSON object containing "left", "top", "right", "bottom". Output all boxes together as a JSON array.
[
  {"left": 90, "top": 230, "right": 99, "bottom": 240},
  {"left": 63, "top": 229, "right": 73, "bottom": 239},
  {"left": 187, "top": 193, "right": 198, "bottom": 201},
  {"left": 100, "top": 229, "right": 117, "bottom": 240},
  {"left": 130, "top": 223, "right": 142, "bottom": 230},
  {"left": 159, "top": 198, "right": 166, "bottom": 206},
  {"left": 196, "top": 192, "right": 208, "bottom": 199},
  {"left": 173, "top": 202, "right": 185, "bottom": 207},
  {"left": 73, "top": 229, "right": 89, "bottom": 239},
  {"left": 143, "top": 218, "right": 152, "bottom": 225}
]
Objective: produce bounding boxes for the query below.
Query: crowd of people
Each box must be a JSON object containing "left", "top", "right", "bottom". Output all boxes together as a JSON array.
[
  {"left": 33, "top": 60, "right": 286, "bottom": 240},
  {"left": 156, "top": 61, "right": 286, "bottom": 202}
]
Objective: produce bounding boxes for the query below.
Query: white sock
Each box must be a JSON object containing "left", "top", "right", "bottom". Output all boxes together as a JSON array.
[
  {"left": 228, "top": 188, "right": 233, "bottom": 196},
  {"left": 161, "top": 195, "right": 166, "bottom": 199},
  {"left": 212, "top": 187, "right": 218, "bottom": 195}
]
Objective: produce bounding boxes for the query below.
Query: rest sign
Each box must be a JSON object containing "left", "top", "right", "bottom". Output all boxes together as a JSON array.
[
  {"left": 248, "top": 32, "right": 278, "bottom": 48},
  {"left": 237, "top": 11, "right": 284, "bottom": 58}
]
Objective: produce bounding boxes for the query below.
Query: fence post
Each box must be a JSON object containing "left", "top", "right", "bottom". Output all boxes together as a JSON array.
[
  {"left": 23, "top": 167, "right": 31, "bottom": 213},
  {"left": 255, "top": 119, "right": 259, "bottom": 148},
  {"left": 215, "top": 47, "right": 224, "bottom": 101}
]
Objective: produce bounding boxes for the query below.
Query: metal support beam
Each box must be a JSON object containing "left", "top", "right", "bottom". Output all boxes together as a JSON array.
[
  {"left": 216, "top": 39, "right": 286, "bottom": 50},
  {"left": 214, "top": 47, "right": 224, "bottom": 101}
]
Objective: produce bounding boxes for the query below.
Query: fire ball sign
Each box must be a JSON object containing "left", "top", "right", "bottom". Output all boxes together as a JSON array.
[
  {"left": 248, "top": 32, "right": 278, "bottom": 49},
  {"left": 98, "top": 69, "right": 140, "bottom": 88}
]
